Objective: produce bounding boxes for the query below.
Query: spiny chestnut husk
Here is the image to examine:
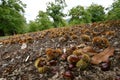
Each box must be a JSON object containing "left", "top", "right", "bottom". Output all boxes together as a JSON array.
[
  {"left": 67, "top": 54, "right": 79, "bottom": 63},
  {"left": 81, "top": 34, "right": 91, "bottom": 42},
  {"left": 66, "top": 48, "right": 74, "bottom": 56},
  {"left": 82, "top": 54, "right": 90, "bottom": 63},
  {"left": 92, "top": 37, "right": 110, "bottom": 48},
  {"left": 34, "top": 58, "right": 48, "bottom": 73},
  {"left": 72, "top": 49, "right": 84, "bottom": 56},
  {"left": 104, "top": 31, "right": 115, "bottom": 37},
  {"left": 34, "top": 57, "right": 46, "bottom": 68},
  {"left": 55, "top": 49, "right": 62, "bottom": 55},
  {"left": 45, "top": 48, "right": 62, "bottom": 60},
  {"left": 70, "top": 46, "right": 77, "bottom": 51},
  {"left": 37, "top": 66, "right": 49, "bottom": 73},
  {"left": 45, "top": 48, "right": 54, "bottom": 60},
  {"left": 71, "top": 34, "right": 78, "bottom": 39},
  {"left": 76, "top": 59, "right": 88, "bottom": 70}
]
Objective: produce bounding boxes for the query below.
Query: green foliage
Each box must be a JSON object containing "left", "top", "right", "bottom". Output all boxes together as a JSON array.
[
  {"left": 69, "top": 6, "right": 91, "bottom": 25},
  {"left": 107, "top": 0, "right": 120, "bottom": 20},
  {"left": 28, "top": 11, "right": 53, "bottom": 32},
  {"left": 87, "top": 4, "right": 105, "bottom": 22},
  {"left": 28, "top": 21, "right": 39, "bottom": 32},
  {"left": 1, "top": 0, "right": 26, "bottom": 12},
  {"left": 0, "top": 0, "right": 26, "bottom": 36},
  {"left": 36, "top": 11, "right": 53, "bottom": 30},
  {"left": 1, "top": 0, "right": 119, "bottom": 35},
  {"left": 46, "top": 0, "right": 67, "bottom": 27}
]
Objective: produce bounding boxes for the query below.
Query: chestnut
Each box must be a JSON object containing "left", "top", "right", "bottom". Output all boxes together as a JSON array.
[
  {"left": 61, "top": 54, "right": 68, "bottom": 61},
  {"left": 67, "top": 54, "right": 79, "bottom": 63},
  {"left": 68, "top": 64, "right": 75, "bottom": 70},
  {"left": 115, "top": 75, "right": 120, "bottom": 80},
  {"left": 62, "top": 71, "right": 74, "bottom": 79},
  {"left": 48, "top": 60, "right": 57, "bottom": 66},
  {"left": 100, "top": 62, "right": 111, "bottom": 71}
]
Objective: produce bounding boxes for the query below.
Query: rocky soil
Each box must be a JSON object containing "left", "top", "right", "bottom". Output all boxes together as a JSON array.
[{"left": 0, "top": 20, "right": 120, "bottom": 80}]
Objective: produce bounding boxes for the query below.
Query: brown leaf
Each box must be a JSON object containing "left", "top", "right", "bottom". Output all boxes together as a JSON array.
[
  {"left": 91, "top": 47, "right": 114, "bottom": 65},
  {"left": 82, "top": 46, "right": 97, "bottom": 56}
]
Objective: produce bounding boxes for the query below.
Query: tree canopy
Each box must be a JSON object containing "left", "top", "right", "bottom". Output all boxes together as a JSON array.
[
  {"left": 69, "top": 6, "right": 91, "bottom": 25},
  {"left": 0, "top": 0, "right": 26, "bottom": 36},
  {"left": 36, "top": 11, "right": 53, "bottom": 30},
  {"left": 0, "top": 0, "right": 120, "bottom": 36},
  {"left": 46, "top": 0, "right": 67, "bottom": 28},
  {"left": 87, "top": 4, "right": 105, "bottom": 22},
  {"left": 28, "top": 11, "right": 53, "bottom": 32},
  {"left": 107, "top": 0, "right": 120, "bottom": 20}
]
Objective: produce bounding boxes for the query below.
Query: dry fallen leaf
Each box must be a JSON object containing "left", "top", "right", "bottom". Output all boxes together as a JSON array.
[
  {"left": 91, "top": 47, "right": 114, "bottom": 65},
  {"left": 82, "top": 46, "right": 97, "bottom": 56}
]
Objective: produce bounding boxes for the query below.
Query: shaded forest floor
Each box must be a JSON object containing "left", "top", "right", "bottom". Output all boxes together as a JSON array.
[{"left": 0, "top": 20, "right": 120, "bottom": 80}]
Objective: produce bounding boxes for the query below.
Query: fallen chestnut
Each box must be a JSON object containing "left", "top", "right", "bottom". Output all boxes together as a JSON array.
[
  {"left": 61, "top": 54, "right": 68, "bottom": 61},
  {"left": 48, "top": 60, "right": 57, "bottom": 66},
  {"left": 100, "top": 62, "right": 110, "bottom": 71},
  {"left": 115, "top": 75, "right": 120, "bottom": 80},
  {"left": 68, "top": 64, "right": 75, "bottom": 70},
  {"left": 67, "top": 54, "right": 79, "bottom": 63},
  {"left": 62, "top": 71, "right": 74, "bottom": 79}
]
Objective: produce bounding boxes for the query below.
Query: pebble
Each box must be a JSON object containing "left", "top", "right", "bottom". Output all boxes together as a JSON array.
[
  {"left": 21, "top": 43, "right": 27, "bottom": 49},
  {"left": 0, "top": 78, "right": 6, "bottom": 80}
]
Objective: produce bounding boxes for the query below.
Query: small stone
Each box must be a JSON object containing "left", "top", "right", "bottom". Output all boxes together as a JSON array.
[
  {"left": 0, "top": 78, "right": 6, "bottom": 80},
  {"left": 0, "top": 43, "right": 3, "bottom": 47},
  {"left": 21, "top": 43, "right": 27, "bottom": 49},
  {"left": 25, "top": 56, "right": 30, "bottom": 62}
]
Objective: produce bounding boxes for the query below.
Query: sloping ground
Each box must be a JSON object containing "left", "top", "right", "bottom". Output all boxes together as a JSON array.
[{"left": 0, "top": 20, "right": 120, "bottom": 80}]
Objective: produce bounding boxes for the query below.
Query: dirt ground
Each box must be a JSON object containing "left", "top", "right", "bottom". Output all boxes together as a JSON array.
[{"left": 0, "top": 20, "right": 120, "bottom": 80}]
